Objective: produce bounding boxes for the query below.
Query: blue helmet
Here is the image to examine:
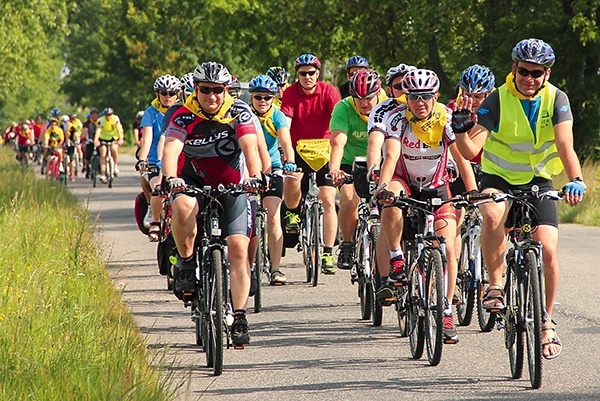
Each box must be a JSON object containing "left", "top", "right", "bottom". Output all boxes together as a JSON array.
[
  {"left": 346, "top": 55, "right": 369, "bottom": 70},
  {"left": 266, "top": 66, "right": 291, "bottom": 86},
  {"left": 512, "top": 38, "right": 555, "bottom": 68},
  {"left": 294, "top": 53, "right": 321, "bottom": 70},
  {"left": 51, "top": 108, "right": 60, "bottom": 116},
  {"left": 459, "top": 65, "right": 495, "bottom": 93},
  {"left": 249, "top": 75, "right": 278, "bottom": 94}
]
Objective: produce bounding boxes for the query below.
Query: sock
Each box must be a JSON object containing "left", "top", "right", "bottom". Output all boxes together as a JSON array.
[
  {"left": 324, "top": 247, "right": 333, "bottom": 255},
  {"left": 390, "top": 248, "right": 404, "bottom": 259},
  {"left": 182, "top": 254, "right": 195, "bottom": 263},
  {"left": 444, "top": 307, "right": 453, "bottom": 316},
  {"left": 234, "top": 309, "right": 246, "bottom": 319}
]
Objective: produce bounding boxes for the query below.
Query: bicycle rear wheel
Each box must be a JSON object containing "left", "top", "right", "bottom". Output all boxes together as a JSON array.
[
  {"left": 456, "top": 236, "right": 475, "bottom": 326},
  {"left": 205, "top": 248, "right": 224, "bottom": 376},
  {"left": 524, "top": 250, "right": 543, "bottom": 389},
  {"left": 424, "top": 248, "right": 444, "bottom": 366},
  {"left": 408, "top": 266, "right": 425, "bottom": 359},
  {"left": 505, "top": 267, "right": 524, "bottom": 379},
  {"left": 310, "top": 203, "right": 321, "bottom": 287}
]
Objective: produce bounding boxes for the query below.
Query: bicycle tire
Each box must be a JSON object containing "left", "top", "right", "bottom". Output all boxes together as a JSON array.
[
  {"left": 310, "top": 203, "right": 321, "bottom": 287},
  {"left": 107, "top": 156, "right": 114, "bottom": 188},
  {"left": 356, "top": 220, "right": 371, "bottom": 320},
  {"left": 456, "top": 235, "right": 475, "bottom": 326},
  {"left": 505, "top": 266, "right": 524, "bottom": 379},
  {"left": 302, "top": 206, "right": 313, "bottom": 283},
  {"left": 62, "top": 154, "right": 69, "bottom": 187},
  {"left": 205, "top": 248, "right": 224, "bottom": 376},
  {"left": 253, "top": 211, "right": 265, "bottom": 313},
  {"left": 424, "top": 248, "right": 445, "bottom": 366},
  {"left": 369, "top": 224, "right": 383, "bottom": 326},
  {"left": 91, "top": 155, "right": 99, "bottom": 187},
  {"left": 408, "top": 266, "right": 425, "bottom": 359},
  {"left": 477, "top": 265, "right": 496, "bottom": 332},
  {"left": 524, "top": 250, "right": 543, "bottom": 389}
]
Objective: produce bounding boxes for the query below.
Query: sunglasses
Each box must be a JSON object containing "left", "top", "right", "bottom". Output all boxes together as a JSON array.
[
  {"left": 253, "top": 95, "right": 274, "bottom": 101},
  {"left": 407, "top": 93, "right": 436, "bottom": 102},
  {"left": 298, "top": 70, "right": 318, "bottom": 77},
  {"left": 516, "top": 66, "right": 546, "bottom": 79},
  {"left": 392, "top": 83, "right": 404, "bottom": 91},
  {"left": 197, "top": 86, "right": 225, "bottom": 95},
  {"left": 159, "top": 91, "right": 179, "bottom": 97}
]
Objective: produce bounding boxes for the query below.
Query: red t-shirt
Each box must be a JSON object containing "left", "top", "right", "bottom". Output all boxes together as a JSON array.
[{"left": 280, "top": 81, "right": 341, "bottom": 147}]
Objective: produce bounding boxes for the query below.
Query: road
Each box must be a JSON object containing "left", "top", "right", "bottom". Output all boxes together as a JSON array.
[{"left": 70, "top": 154, "right": 600, "bottom": 400}]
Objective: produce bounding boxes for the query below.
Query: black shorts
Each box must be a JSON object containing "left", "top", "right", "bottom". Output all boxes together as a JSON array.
[
  {"left": 85, "top": 142, "right": 95, "bottom": 161},
  {"left": 480, "top": 174, "right": 558, "bottom": 228},
  {"left": 264, "top": 169, "right": 284, "bottom": 199},
  {"left": 294, "top": 149, "right": 334, "bottom": 191}
]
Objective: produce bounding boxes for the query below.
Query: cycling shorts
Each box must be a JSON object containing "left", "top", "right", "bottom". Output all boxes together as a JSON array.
[
  {"left": 294, "top": 148, "right": 334, "bottom": 191},
  {"left": 263, "top": 169, "right": 284, "bottom": 199},
  {"left": 85, "top": 143, "right": 95, "bottom": 161},
  {"left": 480, "top": 174, "right": 558, "bottom": 228}
]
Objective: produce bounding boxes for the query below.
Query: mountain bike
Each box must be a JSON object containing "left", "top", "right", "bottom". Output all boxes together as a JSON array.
[
  {"left": 467, "top": 186, "right": 563, "bottom": 389},
  {"left": 456, "top": 201, "right": 496, "bottom": 331}
]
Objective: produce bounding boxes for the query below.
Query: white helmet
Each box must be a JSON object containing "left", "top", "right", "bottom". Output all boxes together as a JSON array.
[
  {"left": 193, "top": 62, "right": 231, "bottom": 85},
  {"left": 153, "top": 74, "right": 182, "bottom": 92},
  {"left": 401, "top": 69, "right": 440, "bottom": 93}
]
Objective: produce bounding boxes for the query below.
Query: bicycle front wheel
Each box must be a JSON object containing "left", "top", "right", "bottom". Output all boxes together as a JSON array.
[
  {"left": 369, "top": 224, "right": 383, "bottom": 326},
  {"left": 106, "top": 156, "right": 114, "bottom": 188},
  {"left": 310, "top": 203, "right": 321, "bottom": 287},
  {"left": 356, "top": 222, "right": 371, "bottom": 320},
  {"left": 424, "top": 248, "right": 445, "bottom": 366},
  {"left": 524, "top": 250, "right": 543, "bottom": 389},
  {"left": 408, "top": 266, "right": 425, "bottom": 359},
  {"left": 505, "top": 266, "right": 524, "bottom": 380},
  {"left": 205, "top": 248, "right": 224, "bottom": 376},
  {"left": 302, "top": 207, "right": 313, "bottom": 283},
  {"left": 253, "top": 212, "right": 266, "bottom": 313}
]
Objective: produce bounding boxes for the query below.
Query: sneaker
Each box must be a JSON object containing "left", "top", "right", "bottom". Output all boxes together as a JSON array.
[
  {"left": 270, "top": 270, "right": 287, "bottom": 285},
  {"left": 143, "top": 207, "right": 153, "bottom": 228},
  {"left": 231, "top": 317, "right": 250, "bottom": 346},
  {"left": 443, "top": 313, "right": 459, "bottom": 344},
  {"left": 336, "top": 241, "right": 354, "bottom": 270},
  {"left": 249, "top": 268, "right": 258, "bottom": 296},
  {"left": 376, "top": 280, "right": 396, "bottom": 306},
  {"left": 114, "top": 165, "right": 120, "bottom": 177},
  {"left": 388, "top": 256, "right": 407, "bottom": 283},
  {"left": 284, "top": 211, "right": 301, "bottom": 233},
  {"left": 99, "top": 174, "right": 107, "bottom": 183},
  {"left": 174, "top": 257, "right": 196, "bottom": 293},
  {"left": 321, "top": 253, "right": 336, "bottom": 275}
]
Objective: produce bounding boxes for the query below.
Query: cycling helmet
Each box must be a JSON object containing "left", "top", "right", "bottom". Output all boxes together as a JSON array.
[
  {"left": 385, "top": 63, "right": 417, "bottom": 86},
  {"left": 459, "top": 65, "right": 496, "bottom": 93},
  {"left": 401, "top": 69, "right": 440, "bottom": 93},
  {"left": 90, "top": 107, "right": 99, "bottom": 114},
  {"left": 180, "top": 72, "right": 195, "bottom": 95},
  {"left": 193, "top": 61, "right": 232, "bottom": 84},
  {"left": 61, "top": 115, "right": 70, "bottom": 122},
  {"left": 294, "top": 53, "right": 321, "bottom": 70},
  {"left": 266, "top": 66, "right": 291, "bottom": 86},
  {"left": 135, "top": 110, "right": 144, "bottom": 119},
  {"left": 511, "top": 38, "right": 555, "bottom": 68},
  {"left": 49, "top": 117, "right": 59, "bottom": 123},
  {"left": 21, "top": 122, "right": 30, "bottom": 130},
  {"left": 229, "top": 75, "right": 241, "bottom": 90},
  {"left": 105, "top": 107, "right": 114, "bottom": 115},
  {"left": 346, "top": 55, "right": 370, "bottom": 70},
  {"left": 153, "top": 74, "right": 182, "bottom": 92},
  {"left": 248, "top": 75, "right": 278, "bottom": 94},
  {"left": 348, "top": 69, "right": 381, "bottom": 99},
  {"left": 70, "top": 113, "right": 78, "bottom": 119},
  {"left": 51, "top": 108, "right": 60, "bottom": 116}
]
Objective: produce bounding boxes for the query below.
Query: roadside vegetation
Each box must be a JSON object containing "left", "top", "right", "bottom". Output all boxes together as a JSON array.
[{"left": 0, "top": 147, "right": 171, "bottom": 400}]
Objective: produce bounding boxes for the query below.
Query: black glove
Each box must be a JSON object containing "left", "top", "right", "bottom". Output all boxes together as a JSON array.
[
  {"left": 451, "top": 109, "right": 475, "bottom": 134},
  {"left": 377, "top": 189, "right": 395, "bottom": 201}
]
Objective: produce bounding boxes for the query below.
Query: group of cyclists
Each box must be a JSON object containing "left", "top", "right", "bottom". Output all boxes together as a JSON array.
[{"left": 4, "top": 106, "right": 125, "bottom": 184}]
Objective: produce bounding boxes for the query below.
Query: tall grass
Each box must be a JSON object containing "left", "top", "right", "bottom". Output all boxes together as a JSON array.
[
  {"left": 0, "top": 148, "right": 172, "bottom": 400},
  {"left": 556, "top": 159, "right": 600, "bottom": 225}
]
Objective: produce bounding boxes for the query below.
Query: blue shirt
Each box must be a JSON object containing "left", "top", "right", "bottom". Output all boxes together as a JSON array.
[
  {"left": 259, "top": 108, "right": 289, "bottom": 168},
  {"left": 140, "top": 104, "right": 164, "bottom": 165}
]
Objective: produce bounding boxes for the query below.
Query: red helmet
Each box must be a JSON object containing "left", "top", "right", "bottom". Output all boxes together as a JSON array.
[{"left": 349, "top": 69, "right": 381, "bottom": 99}]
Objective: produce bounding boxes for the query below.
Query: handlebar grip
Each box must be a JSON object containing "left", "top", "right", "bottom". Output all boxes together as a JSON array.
[{"left": 465, "top": 192, "right": 493, "bottom": 201}]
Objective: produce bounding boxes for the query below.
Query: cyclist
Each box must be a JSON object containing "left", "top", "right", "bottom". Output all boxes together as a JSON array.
[
  {"left": 280, "top": 53, "right": 342, "bottom": 274},
  {"left": 43, "top": 117, "right": 65, "bottom": 176},
  {"left": 94, "top": 107, "right": 124, "bottom": 183},
  {"left": 453, "top": 38, "right": 585, "bottom": 359},
  {"left": 162, "top": 61, "right": 262, "bottom": 347},
  {"left": 16, "top": 122, "right": 34, "bottom": 164},
  {"left": 248, "top": 74, "right": 295, "bottom": 284},
  {"left": 228, "top": 75, "right": 242, "bottom": 98},
  {"left": 370, "top": 69, "right": 477, "bottom": 344},
  {"left": 133, "top": 110, "right": 144, "bottom": 148},
  {"left": 338, "top": 56, "right": 370, "bottom": 99},
  {"left": 138, "top": 74, "right": 182, "bottom": 241},
  {"left": 82, "top": 108, "right": 100, "bottom": 178},
  {"left": 329, "top": 68, "right": 386, "bottom": 269},
  {"left": 266, "top": 66, "right": 291, "bottom": 107}
]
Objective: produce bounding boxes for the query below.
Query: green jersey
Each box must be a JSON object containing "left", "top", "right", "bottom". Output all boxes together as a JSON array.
[{"left": 329, "top": 97, "right": 369, "bottom": 166}]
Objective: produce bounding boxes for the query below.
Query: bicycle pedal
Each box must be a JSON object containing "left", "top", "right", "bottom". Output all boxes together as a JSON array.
[
  {"left": 233, "top": 345, "right": 245, "bottom": 350},
  {"left": 443, "top": 338, "right": 458, "bottom": 345},
  {"left": 393, "top": 282, "right": 405, "bottom": 287},
  {"left": 381, "top": 297, "right": 396, "bottom": 307}
]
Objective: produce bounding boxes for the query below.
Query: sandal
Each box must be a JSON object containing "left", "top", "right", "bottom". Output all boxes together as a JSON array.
[
  {"left": 482, "top": 286, "right": 505, "bottom": 312},
  {"left": 148, "top": 222, "right": 160, "bottom": 242},
  {"left": 270, "top": 270, "right": 287, "bottom": 285},
  {"left": 542, "top": 320, "right": 562, "bottom": 360}
]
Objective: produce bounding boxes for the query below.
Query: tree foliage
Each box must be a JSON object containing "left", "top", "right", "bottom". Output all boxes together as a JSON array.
[{"left": 2, "top": 0, "right": 599, "bottom": 156}]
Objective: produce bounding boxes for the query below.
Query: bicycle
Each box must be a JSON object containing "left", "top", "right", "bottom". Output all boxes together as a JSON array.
[
  {"left": 456, "top": 200, "right": 496, "bottom": 331},
  {"left": 177, "top": 183, "right": 251, "bottom": 376},
  {"left": 153, "top": 179, "right": 176, "bottom": 291},
  {"left": 467, "top": 186, "right": 562, "bottom": 389},
  {"left": 383, "top": 191, "right": 468, "bottom": 366}
]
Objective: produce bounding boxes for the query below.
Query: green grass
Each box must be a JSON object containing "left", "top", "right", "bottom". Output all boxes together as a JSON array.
[
  {"left": 0, "top": 148, "right": 172, "bottom": 400},
  {"left": 556, "top": 159, "right": 600, "bottom": 225}
]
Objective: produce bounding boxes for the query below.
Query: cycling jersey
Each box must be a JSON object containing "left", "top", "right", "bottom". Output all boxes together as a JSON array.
[
  {"left": 369, "top": 100, "right": 455, "bottom": 190},
  {"left": 44, "top": 126, "right": 65, "bottom": 147},
  {"left": 164, "top": 98, "right": 257, "bottom": 188},
  {"left": 251, "top": 105, "right": 289, "bottom": 169},
  {"left": 33, "top": 123, "right": 44, "bottom": 141},
  {"left": 82, "top": 119, "right": 98, "bottom": 143},
  {"left": 98, "top": 114, "right": 122, "bottom": 141},
  {"left": 329, "top": 97, "right": 370, "bottom": 166},
  {"left": 70, "top": 118, "right": 83, "bottom": 142},
  {"left": 141, "top": 101, "right": 166, "bottom": 165},
  {"left": 280, "top": 81, "right": 341, "bottom": 147},
  {"left": 17, "top": 128, "right": 33, "bottom": 146}
]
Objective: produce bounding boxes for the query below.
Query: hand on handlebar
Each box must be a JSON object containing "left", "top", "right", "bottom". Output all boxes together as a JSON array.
[
  {"left": 377, "top": 189, "right": 395, "bottom": 205},
  {"left": 283, "top": 161, "right": 297, "bottom": 173},
  {"left": 243, "top": 177, "right": 263, "bottom": 193},
  {"left": 329, "top": 169, "right": 348, "bottom": 187},
  {"left": 166, "top": 177, "right": 186, "bottom": 192}
]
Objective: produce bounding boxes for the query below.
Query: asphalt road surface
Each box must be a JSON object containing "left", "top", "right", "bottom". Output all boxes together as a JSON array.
[{"left": 69, "top": 154, "right": 600, "bottom": 400}]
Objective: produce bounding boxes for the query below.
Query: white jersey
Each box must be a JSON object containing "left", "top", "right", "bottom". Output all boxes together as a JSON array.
[{"left": 368, "top": 99, "right": 455, "bottom": 190}]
